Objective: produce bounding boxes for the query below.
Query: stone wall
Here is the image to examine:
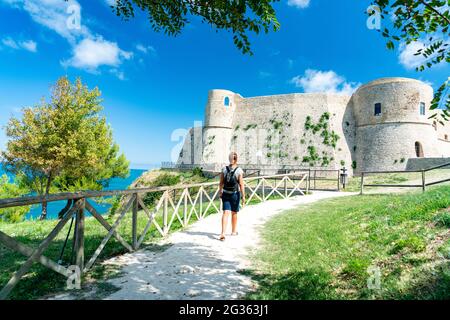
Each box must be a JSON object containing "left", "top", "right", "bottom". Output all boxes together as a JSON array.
[
  {"left": 229, "top": 93, "right": 354, "bottom": 174},
  {"left": 405, "top": 157, "right": 450, "bottom": 171},
  {"left": 352, "top": 78, "right": 444, "bottom": 173},
  {"left": 176, "top": 77, "right": 450, "bottom": 175}
]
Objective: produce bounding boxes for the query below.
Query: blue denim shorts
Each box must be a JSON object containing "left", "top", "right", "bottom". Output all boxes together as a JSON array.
[{"left": 221, "top": 192, "right": 241, "bottom": 212}]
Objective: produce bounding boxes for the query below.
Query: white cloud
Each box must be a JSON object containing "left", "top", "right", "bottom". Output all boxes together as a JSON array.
[
  {"left": 398, "top": 41, "right": 427, "bottom": 70},
  {"left": 287, "top": 59, "right": 294, "bottom": 69},
  {"left": 136, "top": 44, "right": 156, "bottom": 56},
  {"left": 21, "top": 40, "right": 37, "bottom": 52},
  {"left": 258, "top": 71, "right": 272, "bottom": 79},
  {"left": 398, "top": 38, "right": 449, "bottom": 70},
  {"left": 287, "top": 0, "right": 310, "bottom": 9},
  {"left": 290, "top": 69, "right": 360, "bottom": 95},
  {"left": 2, "top": 0, "right": 132, "bottom": 74},
  {"left": 109, "top": 68, "right": 126, "bottom": 81},
  {"left": 1, "top": 37, "right": 37, "bottom": 52},
  {"left": 62, "top": 37, "right": 132, "bottom": 72},
  {"left": 1, "top": 37, "right": 19, "bottom": 49},
  {"left": 2, "top": 0, "right": 89, "bottom": 45}
]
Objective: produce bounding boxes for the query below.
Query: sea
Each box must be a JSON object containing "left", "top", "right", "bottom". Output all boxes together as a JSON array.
[{"left": 0, "top": 166, "right": 158, "bottom": 220}]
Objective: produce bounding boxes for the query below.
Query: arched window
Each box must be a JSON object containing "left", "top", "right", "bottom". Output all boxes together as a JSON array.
[
  {"left": 419, "top": 102, "right": 426, "bottom": 115},
  {"left": 374, "top": 103, "right": 382, "bottom": 116},
  {"left": 415, "top": 141, "right": 424, "bottom": 158},
  {"left": 224, "top": 97, "right": 230, "bottom": 107}
]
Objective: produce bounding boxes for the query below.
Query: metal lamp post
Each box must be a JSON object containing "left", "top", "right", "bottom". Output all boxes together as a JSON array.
[{"left": 340, "top": 167, "right": 348, "bottom": 189}]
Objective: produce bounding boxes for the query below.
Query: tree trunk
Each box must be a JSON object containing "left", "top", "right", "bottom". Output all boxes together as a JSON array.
[
  {"left": 39, "top": 176, "right": 53, "bottom": 220},
  {"left": 58, "top": 199, "right": 74, "bottom": 219},
  {"left": 39, "top": 201, "right": 48, "bottom": 220}
]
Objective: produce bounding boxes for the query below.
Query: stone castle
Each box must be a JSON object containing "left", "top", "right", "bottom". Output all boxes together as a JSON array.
[{"left": 177, "top": 77, "right": 450, "bottom": 175}]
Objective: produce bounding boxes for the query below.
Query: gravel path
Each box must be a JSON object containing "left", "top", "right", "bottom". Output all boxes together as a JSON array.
[{"left": 81, "top": 191, "right": 355, "bottom": 300}]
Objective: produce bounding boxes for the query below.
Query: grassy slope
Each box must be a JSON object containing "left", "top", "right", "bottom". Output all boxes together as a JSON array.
[{"left": 245, "top": 186, "right": 450, "bottom": 300}]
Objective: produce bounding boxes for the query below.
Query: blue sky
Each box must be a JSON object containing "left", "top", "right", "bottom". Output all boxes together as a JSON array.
[{"left": 0, "top": 0, "right": 448, "bottom": 169}]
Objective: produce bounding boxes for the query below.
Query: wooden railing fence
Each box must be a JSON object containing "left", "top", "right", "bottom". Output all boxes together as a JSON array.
[
  {"left": 360, "top": 162, "right": 450, "bottom": 194},
  {"left": 0, "top": 172, "right": 308, "bottom": 299}
]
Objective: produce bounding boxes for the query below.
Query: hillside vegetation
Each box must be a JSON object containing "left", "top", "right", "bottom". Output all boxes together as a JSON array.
[{"left": 246, "top": 186, "right": 450, "bottom": 300}]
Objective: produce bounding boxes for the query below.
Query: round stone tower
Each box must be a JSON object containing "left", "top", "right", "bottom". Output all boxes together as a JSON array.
[
  {"left": 352, "top": 77, "right": 439, "bottom": 173},
  {"left": 202, "top": 89, "right": 238, "bottom": 170}
]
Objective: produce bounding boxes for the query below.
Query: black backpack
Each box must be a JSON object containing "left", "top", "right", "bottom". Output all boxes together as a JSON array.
[{"left": 224, "top": 166, "right": 239, "bottom": 192}]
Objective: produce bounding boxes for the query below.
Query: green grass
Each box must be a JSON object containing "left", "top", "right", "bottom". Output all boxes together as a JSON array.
[
  {"left": 0, "top": 187, "right": 291, "bottom": 300},
  {"left": 245, "top": 186, "right": 450, "bottom": 300},
  {"left": 0, "top": 197, "right": 221, "bottom": 300}
]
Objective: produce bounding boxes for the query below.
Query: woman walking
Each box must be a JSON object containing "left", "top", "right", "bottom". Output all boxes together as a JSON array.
[{"left": 219, "top": 152, "right": 246, "bottom": 241}]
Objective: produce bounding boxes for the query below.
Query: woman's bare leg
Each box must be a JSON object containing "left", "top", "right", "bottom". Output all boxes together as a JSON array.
[
  {"left": 231, "top": 212, "right": 238, "bottom": 234},
  {"left": 221, "top": 210, "right": 231, "bottom": 238}
]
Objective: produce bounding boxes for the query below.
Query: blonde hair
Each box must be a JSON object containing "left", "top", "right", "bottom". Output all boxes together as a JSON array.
[{"left": 229, "top": 152, "right": 238, "bottom": 164}]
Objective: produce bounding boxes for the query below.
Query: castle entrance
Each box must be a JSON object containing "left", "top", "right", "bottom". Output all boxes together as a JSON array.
[{"left": 415, "top": 141, "right": 424, "bottom": 158}]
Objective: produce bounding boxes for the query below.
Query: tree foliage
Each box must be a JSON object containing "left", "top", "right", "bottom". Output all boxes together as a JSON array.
[
  {"left": 108, "top": 0, "right": 280, "bottom": 55},
  {"left": 0, "top": 175, "right": 30, "bottom": 223},
  {"left": 1, "top": 77, "right": 130, "bottom": 220},
  {"left": 370, "top": 0, "right": 450, "bottom": 121}
]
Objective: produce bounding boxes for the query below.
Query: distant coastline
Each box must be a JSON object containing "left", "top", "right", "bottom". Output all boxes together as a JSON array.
[{"left": 0, "top": 166, "right": 157, "bottom": 220}]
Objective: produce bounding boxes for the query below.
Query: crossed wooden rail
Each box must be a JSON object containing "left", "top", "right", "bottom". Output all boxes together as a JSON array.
[
  {"left": 0, "top": 172, "right": 308, "bottom": 299},
  {"left": 360, "top": 161, "right": 450, "bottom": 194}
]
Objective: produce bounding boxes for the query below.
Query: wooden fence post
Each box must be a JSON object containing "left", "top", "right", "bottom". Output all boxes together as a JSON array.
[
  {"left": 199, "top": 188, "right": 203, "bottom": 219},
  {"left": 314, "top": 170, "right": 317, "bottom": 190},
  {"left": 132, "top": 193, "right": 138, "bottom": 250},
  {"left": 163, "top": 192, "right": 169, "bottom": 235},
  {"left": 183, "top": 188, "right": 188, "bottom": 226},
  {"left": 360, "top": 173, "right": 365, "bottom": 195},
  {"left": 306, "top": 173, "right": 310, "bottom": 194},
  {"left": 74, "top": 198, "right": 86, "bottom": 274},
  {"left": 262, "top": 178, "right": 266, "bottom": 201},
  {"left": 337, "top": 170, "right": 340, "bottom": 191},
  {"left": 308, "top": 169, "right": 311, "bottom": 191},
  {"left": 422, "top": 170, "right": 426, "bottom": 192},
  {"left": 284, "top": 170, "right": 288, "bottom": 198}
]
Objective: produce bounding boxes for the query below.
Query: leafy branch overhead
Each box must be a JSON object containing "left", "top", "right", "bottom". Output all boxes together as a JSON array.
[
  {"left": 370, "top": 0, "right": 450, "bottom": 119},
  {"left": 108, "top": 0, "right": 280, "bottom": 55}
]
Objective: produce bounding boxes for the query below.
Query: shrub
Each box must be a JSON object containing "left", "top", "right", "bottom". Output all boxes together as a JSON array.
[
  {"left": 341, "top": 258, "right": 370, "bottom": 279},
  {"left": 142, "top": 173, "right": 181, "bottom": 207},
  {"left": 192, "top": 167, "right": 205, "bottom": 178},
  {"left": 0, "top": 174, "right": 30, "bottom": 223},
  {"left": 434, "top": 211, "right": 450, "bottom": 228},
  {"left": 390, "top": 236, "right": 426, "bottom": 254},
  {"left": 109, "top": 195, "right": 121, "bottom": 216}
]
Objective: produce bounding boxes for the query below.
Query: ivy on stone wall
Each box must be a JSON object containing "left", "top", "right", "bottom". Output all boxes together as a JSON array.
[
  {"left": 207, "top": 135, "right": 216, "bottom": 145},
  {"left": 244, "top": 123, "right": 258, "bottom": 131},
  {"left": 301, "top": 112, "right": 341, "bottom": 167},
  {"left": 265, "top": 111, "right": 292, "bottom": 160}
]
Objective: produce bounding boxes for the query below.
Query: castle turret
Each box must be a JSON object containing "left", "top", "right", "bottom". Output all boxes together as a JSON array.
[
  {"left": 201, "top": 89, "right": 238, "bottom": 170},
  {"left": 352, "top": 77, "right": 438, "bottom": 173}
]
